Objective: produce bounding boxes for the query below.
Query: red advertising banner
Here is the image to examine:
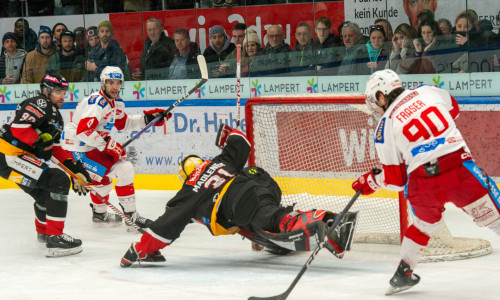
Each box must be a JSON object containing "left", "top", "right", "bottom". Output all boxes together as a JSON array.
[{"left": 109, "top": 2, "right": 345, "bottom": 70}]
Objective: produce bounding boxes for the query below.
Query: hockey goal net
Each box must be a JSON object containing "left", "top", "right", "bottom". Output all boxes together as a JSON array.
[{"left": 245, "top": 94, "right": 492, "bottom": 262}]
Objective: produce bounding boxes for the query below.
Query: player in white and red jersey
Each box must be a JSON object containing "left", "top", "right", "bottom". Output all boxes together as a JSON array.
[
  {"left": 352, "top": 69, "right": 500, "bottom": 295},
  {"left": 63, "top": 66, "right": 170, "bottom": 229}
]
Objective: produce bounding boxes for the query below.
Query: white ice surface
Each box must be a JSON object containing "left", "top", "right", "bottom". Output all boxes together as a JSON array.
[{"left": 1, "top": 189, "right": 499, "bottom": 300}]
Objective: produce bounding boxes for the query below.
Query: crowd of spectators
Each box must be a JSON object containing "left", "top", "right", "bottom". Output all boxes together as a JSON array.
[{"left": 1, "top": 5, "right": 500, "bottom": 85}]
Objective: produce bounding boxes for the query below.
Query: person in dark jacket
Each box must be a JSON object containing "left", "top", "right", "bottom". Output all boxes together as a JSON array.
[
  {"left": 168, "top": 28, "right": 201, "bottom": 80},
  {"left": 138, "top": 17, "right": 176, "bottom": 80},
  {"left": 289, "top": 22, "right": 315, "bottom": 75},
  {"left": 13, "top": 18, "right": 38, "bottom": 53},
  {"left": 314, "top": 16, "right": 341, "bottom": 73},
  {"left": 203, "top": 25, "right": 235, "bottom": 78},
  {"left": 1, "top": 32, "right": 27, "bottom": 84},
  {"left": 257, "top": 25, "right": 291, "bottom": 76},
  {"left": 86, "top": 20, "right": 129, "bottom": 82}
]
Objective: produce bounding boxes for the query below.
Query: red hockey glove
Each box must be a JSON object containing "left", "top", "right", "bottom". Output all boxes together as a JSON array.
[
  {"left": 143, "top": 108, "right": 172, "bottom": 127},
  {"left": 104, "top": 137, "right": 126, "bottom": 162},
  {"left": 215, "top": 124, "right": 232, "bottom": 149},
  {"left": 352, "top": 168, "right": 382, "bottom": 195}
]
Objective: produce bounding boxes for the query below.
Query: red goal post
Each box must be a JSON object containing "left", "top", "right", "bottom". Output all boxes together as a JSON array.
[{"left": 245, "top": 94, "right": 492, "bottom": 262}]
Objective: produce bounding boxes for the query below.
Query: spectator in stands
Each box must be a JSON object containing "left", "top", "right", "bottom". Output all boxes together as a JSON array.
[
  {"left": 314, "top": 17, "right": 341, "bottom": 72},
  {"left": 20, "top": 26, "right": 55, "bottom": 84},
  {"left": 289, "top": 22, "right": 315, "bottom": 75},
  {"left": 411, "top": 19, "right": 443, "bottom": 74},
  {"left": 364, "top": 25, "right": 389, "bottom": 74},
  {"left": 27, "top": 0, "right": 54, "bottom": 16},
  {"left": 52, "top": 23, "right": 68, "bottom": 52},
  {"left": 203, "top": 25, "right": 236, "bottom": 78},
  {"left": 212, "top": 0, "right": 238, "bottom": 7},
  {"left": 138, "top": 17, "right": 176, "bottom": 80},
  {"left": 437, "top": 18, "right": 453, "bottom": 36},
  {"left": 168, "top": 28, "right": 201, "bottom": 80},
  {"left": 385, "top": 23, "right": 418, "bottom": 74},
  {"left": 14, "top": 18, "right": 38, "bottom": 53},
  {"left": 1, "top": 0, "right": 22, "bottom": 17},
  {"left": 0, "top": 32, "right": 27, "bottom": 84},
  {"left": 474, "top": 19, "right": 497, "bottom": 47},
  {"left": 218, "top": 23, "right": 247, "bottom": 78},
  {"left": 402, "top": 0, "right": 437, "bottom": 31},
  {"left": 54, "top": 0, "right": 83, "bottom": 15},
  {"left": 86, "top": 26, "right": 99, "bottom": 56},
  {"left": 417, "top": 9, "right": 434, "bottom": 26},
  {"left": 450, "top": 10, "right": 478, "bottom": 73},
  {"left": 73, "top": 27, "right": 86, "bottom": 55},
  {"left": 337, "top": 22, "right": 365, "bottom": 75},
  {"left": 259, "top": 25, "right": 291, "bottom": 76},
  {"left": 123, "top": 0, "right": 151, "bottom": 12},
  {"left": 86, "top": 20, "right": 129, "bottom": 82},
  {"left": 241, "top": 29, "right": 263, "bottom": 77},
  {"left": 374, "top": 18, "right": 393, "bottom": 42},
  {"left": 47, "top": 30, "right": 86, "bottom": 82}
]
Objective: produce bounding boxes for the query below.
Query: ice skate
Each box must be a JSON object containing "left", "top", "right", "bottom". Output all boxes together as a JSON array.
[
  {"left": 120, "top": 243, "right": 165, "bottom": 267},
  {"left": 90, "top": 204, "right": 122, "bottom": 224},
  {"left": 385, "top": 260, "right": 421, "bottom": 295},
  {"left": 45, "top": 234, "right": 83, "bottom": 257},
  {"left": 124, "top": 211, "right": 153, "bottom": 230}
]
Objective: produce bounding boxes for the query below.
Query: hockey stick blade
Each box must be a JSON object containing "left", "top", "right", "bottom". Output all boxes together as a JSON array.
[
  {"left": 122, "top": 55, "right": 208, "bottom": 148},
  {"left": 248, "top": 190, "right": 362, "bottom": 300}
]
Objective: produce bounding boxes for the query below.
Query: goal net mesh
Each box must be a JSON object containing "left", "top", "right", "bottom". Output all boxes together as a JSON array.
[{"left": 245, "top": 95, "right": 491, "bottom": 262}]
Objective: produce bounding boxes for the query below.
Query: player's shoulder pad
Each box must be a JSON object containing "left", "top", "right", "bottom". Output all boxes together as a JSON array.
[
  {"left": 87, "top": 94, "right": 108, "bottom": 108},
  {"left": 375, "top": 117, "right": 386, "bottom": 144},
  {"left": 115, "top": 97, "right": 124, "bottom": 103}
]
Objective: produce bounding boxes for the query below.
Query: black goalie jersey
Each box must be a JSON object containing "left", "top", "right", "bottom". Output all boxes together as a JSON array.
[{"left": 149, "top": 129, "right": 251, "bottom": 242}]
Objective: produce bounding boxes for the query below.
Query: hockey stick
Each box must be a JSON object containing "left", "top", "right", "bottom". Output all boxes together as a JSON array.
[
  {"left": 122, "top": 55, "right": 209, "bottom": 148},
  {"left": 248, "top": 190, "right": 362, "bottom": 300},
  {"left": 236, "top": 44, "right": 242, "bottom": 128},
  {"left": 50, "top": 156, "right": 146, "bottom": 234}
]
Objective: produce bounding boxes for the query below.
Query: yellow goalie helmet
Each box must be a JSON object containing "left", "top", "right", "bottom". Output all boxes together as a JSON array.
[{"left": 178, "top": 155, "right": 204, "bottom": 183}]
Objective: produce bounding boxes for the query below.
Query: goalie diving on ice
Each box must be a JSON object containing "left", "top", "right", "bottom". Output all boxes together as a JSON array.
[{"left": 120, "top": 124, "right": 358, "bottom": 267}]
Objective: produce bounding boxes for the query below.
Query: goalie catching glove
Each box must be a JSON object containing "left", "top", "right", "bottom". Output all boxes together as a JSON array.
[
  {"left": 62, "top": 159, "right": 91, "bottom": 196},
  {"left": 143, "top": 108, "right": 172, "bottom": 127},
  {"left": 352, "top": 168, "right": 382, "bottom": 195}
]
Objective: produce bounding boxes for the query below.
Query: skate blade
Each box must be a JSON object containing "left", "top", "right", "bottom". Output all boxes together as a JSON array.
[
  {"left": 45, "top": 246, "right": 83, "bottom": 258},
  {"left": 385, "top": 284, "right": 414, "bottom": 295}
]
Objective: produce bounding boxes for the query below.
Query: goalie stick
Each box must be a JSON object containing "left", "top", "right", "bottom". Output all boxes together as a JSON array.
[
  {"left": 248, "top": 190, "right": 362, "bottom": 300},
  {"left": 236, "top": 44, "right": 242, "bottom": 128},
  {"left": 122, "top": 55, "right": 209, "bottom": 148}
]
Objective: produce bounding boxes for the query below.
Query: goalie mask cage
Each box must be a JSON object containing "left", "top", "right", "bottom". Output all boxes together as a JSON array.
[{"left": 245, "top": 94, "right": 492, "bottom": 262}]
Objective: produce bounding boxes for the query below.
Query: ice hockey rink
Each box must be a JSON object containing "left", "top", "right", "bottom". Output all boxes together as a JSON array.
[{"left": 1, "top": 189, "right": 499, "bottom": 300}]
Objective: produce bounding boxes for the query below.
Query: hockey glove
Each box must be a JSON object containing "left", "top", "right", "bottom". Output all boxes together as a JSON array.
[
  {"left": 352, "top": 168, "right": 382, "bottom": 195},
  {"left": 215, "top": 124, "right": 232, "bottom": 149},
  {"left": 143, "top": 108, "right": 172, "bottom": 127},
  {"left": 62, "top": 159, "right": 91, "bottom": 196},
  {"left": 104, "top": 137, "right": 126, "bottom": 162},
  {"left": 33, "top": 133, "right": 54, "bottom": 161}
]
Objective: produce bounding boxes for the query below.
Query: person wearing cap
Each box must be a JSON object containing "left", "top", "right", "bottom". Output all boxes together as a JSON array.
[
  {"left": 402, "top": 0, "right": 438, "bottom": 31},
  {"left": 0, "top": 32, "right": 27, "bottom": 84},
  {"left": 217, "top": 23, "right": 247, "bottom": 78},
  {"left": 52, "top": 23, "right": 68, "bottom": 51},
  {"left": 20, "top": 26, "right": 55, "bottom": 84},
  {"left": 47, "top": 30, "right": 86, "bottom": 82},
  {"left": 86, "top": 20, "right": 129, "bottom": 82},
  {"left": 138, "top": 17, "right": 176, "bottom": 81},
  {"left": 203, "top": 25, "right": 236, "bottom": 78},
  {"left": 73, "top": 27, "right": 86, "bottom": 54},
  {"left": 86, "top": 26, "right": 100, "bottom": 57},
  {"left": 13, "top": 18, "right": 38, "bottom": 53},
  {"left": 241, "top": 28, "right": 263, "bottom": 77},
  {"left": 259, "top": 25, "right": 292, "bottom": 76}
]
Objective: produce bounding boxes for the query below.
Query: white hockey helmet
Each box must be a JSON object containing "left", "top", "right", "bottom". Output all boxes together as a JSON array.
[
  {"left": 100, "top": 66, "right": 124, "bottom": 86},
  {"left": 364, "top": 69, "right": 402, "bottom": 113},
  {"left": 178, "top": 155, "right": 204, "bottom": 183}
]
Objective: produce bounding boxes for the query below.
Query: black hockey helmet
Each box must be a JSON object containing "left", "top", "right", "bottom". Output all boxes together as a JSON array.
[{"left": 40, "top": 72, "right": 69, "bottom": 95}]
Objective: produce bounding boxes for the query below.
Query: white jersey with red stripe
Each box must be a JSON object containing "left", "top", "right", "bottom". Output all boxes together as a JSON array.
[
  {"left": 62, "top": 90, "right": 145, "bottom": 152},
  {"left": 374, "top": 84, "right": 469, "bottom": 190}
]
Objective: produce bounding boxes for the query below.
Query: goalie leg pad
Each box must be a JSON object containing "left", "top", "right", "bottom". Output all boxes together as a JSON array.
[
  {"left": 257, "top": 219, "right": 327, "bottom": 252},
  {"left": 325, "top": 211, "right": 358, "bottom": 258}
]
